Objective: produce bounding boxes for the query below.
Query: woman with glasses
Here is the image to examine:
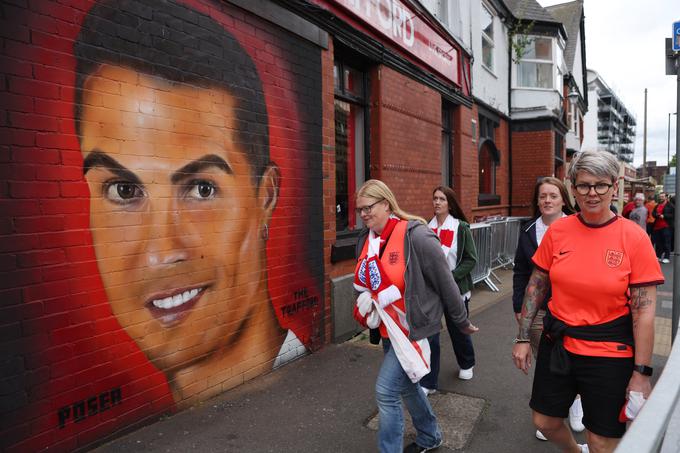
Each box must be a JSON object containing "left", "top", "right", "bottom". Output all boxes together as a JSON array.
[
  {"left": 420, "top": 186, "right": 478, "bottom": 397},
  {"left": 512, "top": 177, "right": 581, "bottom": 441},
  {"left": 511, "top": 151, "right": 663, "bottom": 453},
  {"left": 352, "top": 179, "right": 478, "bottom": 453}
]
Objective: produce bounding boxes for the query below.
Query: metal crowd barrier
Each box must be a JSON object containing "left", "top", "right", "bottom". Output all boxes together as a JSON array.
[
  {"left": 470, "top": 223, "right": 495, "bottom": 291},
  {"left": 470, "top": 217, "right": 528, "bottom": 292},
  {"left": 615, "top": 323, "right": 680, "bottom": 452}
]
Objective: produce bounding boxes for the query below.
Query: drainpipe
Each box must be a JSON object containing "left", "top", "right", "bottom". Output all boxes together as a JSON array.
[{"left": 507, "top": 25, "right": 513, "bottom": 216}]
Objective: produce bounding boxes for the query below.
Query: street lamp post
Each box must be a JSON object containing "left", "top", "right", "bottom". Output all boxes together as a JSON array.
[{"left": 669, "top": 112, "right": 677, "bottom": 174}]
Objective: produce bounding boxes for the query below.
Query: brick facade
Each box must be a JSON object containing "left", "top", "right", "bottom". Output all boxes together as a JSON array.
[
  {"left": 372, "top": 67, "right": 442, "bottom": 219},
  {"left": 1, "top": 1, "right": 326, "bottom": 451},
  {"left": 1, "top": 0, "right": 534, "bottom": 451}
]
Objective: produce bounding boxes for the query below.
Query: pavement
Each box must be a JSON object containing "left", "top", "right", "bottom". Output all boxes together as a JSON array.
[{"left": 93, "top": 267, "right": 675, "bottom": 453}]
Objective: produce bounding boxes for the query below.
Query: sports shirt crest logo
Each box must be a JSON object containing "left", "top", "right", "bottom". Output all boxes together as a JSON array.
[
  {"left": 357, "top": 258, "right": 367, "bottom": 285},
  {"left": 368, "top": 260, "right": 382, "bottom": 291},
  {"left": 605, "top": 249, "right": 624, "bottom": 268}
]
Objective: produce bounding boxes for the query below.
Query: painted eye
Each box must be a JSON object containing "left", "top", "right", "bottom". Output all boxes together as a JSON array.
[
  {"left": 117, "top": 183, "right": 135, "bottom": 199},
  {"left": 104, "top": 182, "right": 144, "bottom": 203},
  {"left": 186, "top": 180, "right": 217, "bottom": 199}
]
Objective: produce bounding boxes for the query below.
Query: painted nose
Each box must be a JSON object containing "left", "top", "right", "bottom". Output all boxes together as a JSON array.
[{"left": 145, "top": 206, "right": 189, "bottom": 267}]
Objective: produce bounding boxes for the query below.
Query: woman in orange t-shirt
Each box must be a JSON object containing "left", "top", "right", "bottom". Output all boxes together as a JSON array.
[{"left": 511, "top": 151, "right": 663, "bottom": 453}]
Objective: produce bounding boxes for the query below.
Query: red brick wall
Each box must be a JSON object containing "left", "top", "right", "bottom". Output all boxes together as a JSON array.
[
  {"left": 320, "top": 40, "right": 351, "bottom": 340},
  {"left": 0, "top": 1, "right": 325, "bottom": 451},
  {"left": 463, "top": 105, "right": 511, "bottom": 221},
  {"left": 511, "top": 129, "right": 555, "bottom": 216},
  {"left": 371, "top": 66, "right": 442, "bottom": 220},
  {"left": 454, "top": 103, "right": 477, "bottom": 219}
]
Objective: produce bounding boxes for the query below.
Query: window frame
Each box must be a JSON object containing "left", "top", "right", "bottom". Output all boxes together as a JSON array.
[
  {"left": 481, "top": 3, "right": 495, "bottom": 72},
  {"left": 333, "top": 59, "right": 370, "bottom": 239},
  {"left": 477, "top": 115, "right": 500, "bottom": 206},
  {"left": 516, "top": 36, "right": 555, "bottom": 90}
]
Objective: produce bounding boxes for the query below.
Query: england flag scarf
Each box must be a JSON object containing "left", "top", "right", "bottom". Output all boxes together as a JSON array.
[
  {"left": 353, "top": 216, "right": 402, "bottom": 308},
  {"left": 428, "top": 214, "right": 459, "bottom": 271}
]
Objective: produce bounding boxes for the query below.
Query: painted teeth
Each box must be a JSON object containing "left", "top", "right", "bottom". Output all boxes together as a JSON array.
[{"left": 152, "top": 288, "right": 201, "bottom": 309}]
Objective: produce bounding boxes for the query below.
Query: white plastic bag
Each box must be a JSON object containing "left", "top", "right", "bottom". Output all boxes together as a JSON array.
[
  {"left": 374, "top": 301, "right": 431, "bottom": 383},
  {"left": 619, "top": 391, "right": 646, "bottom": 422}
]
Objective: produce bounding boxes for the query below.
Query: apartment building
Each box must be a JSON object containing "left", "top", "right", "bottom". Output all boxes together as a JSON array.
[{"left": 582, "top": 69, "right": 637, "bottom": 163}]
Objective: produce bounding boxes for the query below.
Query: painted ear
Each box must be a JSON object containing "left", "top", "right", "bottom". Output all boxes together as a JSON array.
[{"left": 259, "top": 163, "right": 280, "bottom": 219}]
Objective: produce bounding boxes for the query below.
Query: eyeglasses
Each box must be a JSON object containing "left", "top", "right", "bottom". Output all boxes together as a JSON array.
[
  {"left": 574, "top": 183, "right": 613, "bottom": 196},
  {"left": 355, "top": 200, "right": 383, "bottom": 215}
]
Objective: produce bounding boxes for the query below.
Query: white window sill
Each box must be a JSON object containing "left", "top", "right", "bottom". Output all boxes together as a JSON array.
[
  {"left": 512, "top": 86, "right": 558, "bottom": 92},
  {"left": 482, "top": 64, "right": 497, "bottom": 78}
]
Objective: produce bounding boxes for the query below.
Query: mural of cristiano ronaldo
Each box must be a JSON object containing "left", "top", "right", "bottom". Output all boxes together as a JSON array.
[{"left": 73, "top": 0, "right": 304, "bottom": 405}]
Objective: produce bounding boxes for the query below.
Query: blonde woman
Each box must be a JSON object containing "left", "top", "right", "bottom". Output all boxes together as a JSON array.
[{"left": 352, "top": 180, "right": 478, "bottom": 453}]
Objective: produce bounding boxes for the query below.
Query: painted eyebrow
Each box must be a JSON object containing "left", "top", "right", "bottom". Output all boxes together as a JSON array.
[
  {"left": 170, "top": 154, "right": 232, "bottom": 184},
  {"left": 83, "top": 150, "right": 142, "bottom": 185}
]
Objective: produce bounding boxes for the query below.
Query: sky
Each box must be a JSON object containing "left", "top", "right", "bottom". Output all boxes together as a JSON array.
[{"left": 539, "top": 0, "right": 679, "bottom": 167}]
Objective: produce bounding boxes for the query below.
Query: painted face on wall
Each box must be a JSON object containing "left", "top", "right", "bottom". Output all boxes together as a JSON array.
[{"left": 79, "top": 64, "right": 279, "bottom": 375}]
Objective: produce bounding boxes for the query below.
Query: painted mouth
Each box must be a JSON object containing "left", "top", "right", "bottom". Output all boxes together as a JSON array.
[{"left": 146, "top": 286, "right": 207, "bottom": 328}]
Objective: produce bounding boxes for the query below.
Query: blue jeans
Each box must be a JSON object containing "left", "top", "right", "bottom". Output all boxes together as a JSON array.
[
  {"left": 376, "top": 340, "right": 442, "bottom": 452},
  {"left": 421, "top": 297, "right": 475, "bottom": 390}
]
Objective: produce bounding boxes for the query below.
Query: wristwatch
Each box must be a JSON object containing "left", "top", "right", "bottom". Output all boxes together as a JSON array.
[{"left": 633, "top": 364, "right": 653, "bottom": 376}]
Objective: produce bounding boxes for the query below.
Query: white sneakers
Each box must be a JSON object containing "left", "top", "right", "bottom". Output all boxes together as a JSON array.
[
  {"left": 663, "top": 258, "right": 671, "bottom": 264},
  {"left": 534, "top": 398, "right": 583, "bottom": 443},
  {"left": 569, "top": 397, "right": 585, "bottom": 432},
  {"left": 458, "top": 367, "right": 474, "bottom": 380},
  {"left": 579, "top": 444, "right": 589, "bottom": 452},
  {"left": 420, "top": 386, "right": 437, "bottom": 396}
]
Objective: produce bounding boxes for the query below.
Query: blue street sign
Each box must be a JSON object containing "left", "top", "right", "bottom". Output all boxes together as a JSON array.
[{"left": 674, "top": 20, "right": 680, "bottom": 52}]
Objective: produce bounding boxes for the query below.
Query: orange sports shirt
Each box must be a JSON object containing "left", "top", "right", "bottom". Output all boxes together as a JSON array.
[{"left": 532, "top": 214, "right": 664, "bottom": 358}]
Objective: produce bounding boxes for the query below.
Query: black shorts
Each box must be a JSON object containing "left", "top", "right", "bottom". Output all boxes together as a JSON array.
[{"left": 529, "top": 334, "right": 633, "bottom": 438}]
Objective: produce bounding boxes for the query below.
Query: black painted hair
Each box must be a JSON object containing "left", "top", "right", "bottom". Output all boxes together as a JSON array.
[{"left": 73, "top": 0, "right": 270, "bottom": 178}]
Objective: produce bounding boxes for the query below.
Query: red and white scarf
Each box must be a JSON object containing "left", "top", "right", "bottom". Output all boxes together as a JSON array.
[
  {"left": 353, "top": 217, "right": 402, "bottom": 308},
  {"left": 429, "top": 214, "right": 459, "bottom": 271}
]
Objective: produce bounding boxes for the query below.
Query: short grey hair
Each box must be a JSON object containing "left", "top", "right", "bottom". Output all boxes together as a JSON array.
[
  {"left": 634, "top": 193, "right": 645, "bottom": 201},
  {"left": 568, "top": 150, "right": 619, "bottom": 184}
]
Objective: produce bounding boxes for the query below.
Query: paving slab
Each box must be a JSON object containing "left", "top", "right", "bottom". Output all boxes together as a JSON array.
[{"left": 366, "top": 392, "right": 485, "bottom": 450}]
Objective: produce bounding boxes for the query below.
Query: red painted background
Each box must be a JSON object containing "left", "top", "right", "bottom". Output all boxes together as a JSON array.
[{"left": 0, "top": 1, "right": 323, "bottom": 451}]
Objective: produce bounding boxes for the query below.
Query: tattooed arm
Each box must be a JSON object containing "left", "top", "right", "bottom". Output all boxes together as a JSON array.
[
  {"left": 512, "top": 268, "right": 549, "bottom": 374},
  {"left": 518, "top": 268, "right": 550, "bottom": 340},
  {"left": 628, "top": 285, "right": 656, "bottom": 398}
]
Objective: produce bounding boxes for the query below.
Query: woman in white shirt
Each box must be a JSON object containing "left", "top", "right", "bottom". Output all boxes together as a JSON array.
[{"left": 421, "top": 186, "right": 478, "bottom": 394}]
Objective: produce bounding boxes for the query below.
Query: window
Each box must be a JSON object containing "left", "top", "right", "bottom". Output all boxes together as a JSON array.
[
  {"left": 334, "top": 60, "right": 367, "bottom": 233},
  {"left": 517, "top": 37, "right": 553, "bottom": 89},
  {"left": 481, "top": 4, "right": 494, "bottom": 71},
  {"left": 441, "top": 104, "right": 454, "bottom": 187},
  {"left": 479, "top": 142, "right": 496, "bottom": 195},
  {"left": 423, "top": 0, "right": 448, "bottom": 23},
  {"left": 554, "top": 132, "right": 564, "bottom": 176},
  {"left": 477, "top": 115, "right": 500, "bottom": 205},
  {"left": 567, "top": 99, "right": 581, "bottom": 139}
]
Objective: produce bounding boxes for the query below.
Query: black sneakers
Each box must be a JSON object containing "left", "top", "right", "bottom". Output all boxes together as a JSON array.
[{"left": 403, "top": 439, "right": 443, "bottom": 453}]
